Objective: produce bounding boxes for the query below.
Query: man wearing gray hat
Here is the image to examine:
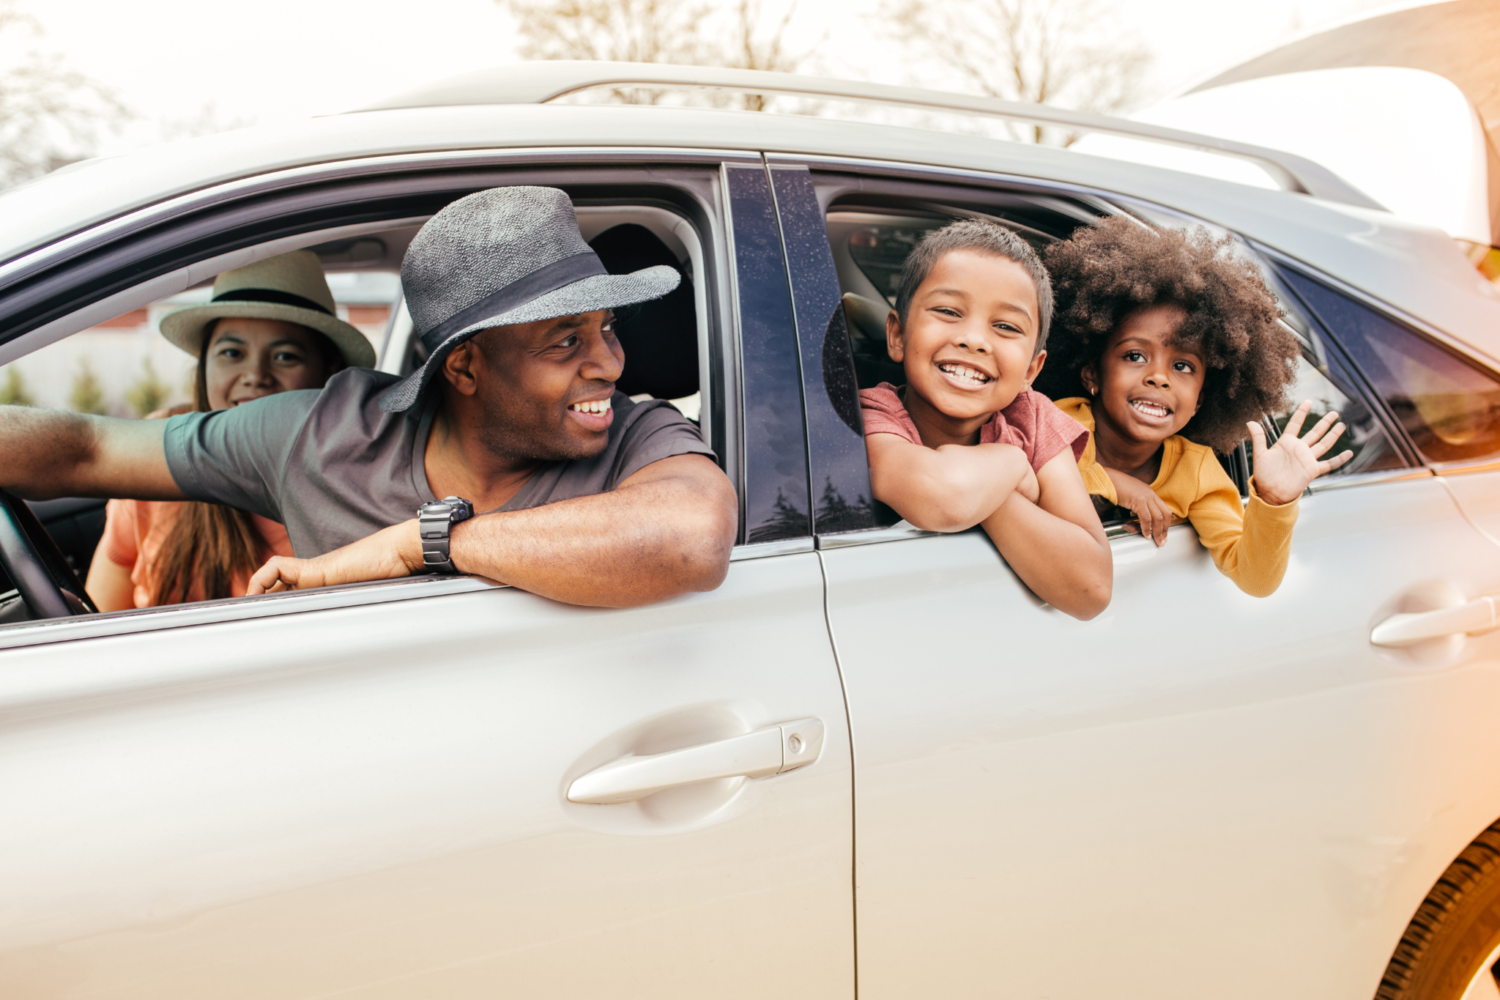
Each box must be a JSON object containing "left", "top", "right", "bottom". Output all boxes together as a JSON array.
[{"left": 0, "top": 187, "right": 737, "bottom": 608}]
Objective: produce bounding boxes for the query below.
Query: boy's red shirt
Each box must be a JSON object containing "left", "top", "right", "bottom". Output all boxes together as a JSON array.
[{"left": 858, "top": 382, "right": 1089, "bottom": 472}]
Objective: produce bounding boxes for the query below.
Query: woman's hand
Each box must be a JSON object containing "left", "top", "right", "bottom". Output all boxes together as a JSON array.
[
  {"left": 1247, "top": 401, "right": 1355, "bottom": 507},
  {"left": 1105, "top": 467, "right": 1173, "bottom": 546},
  {"left": 247, "top": 520, "right": 423, "bottom": 595}
]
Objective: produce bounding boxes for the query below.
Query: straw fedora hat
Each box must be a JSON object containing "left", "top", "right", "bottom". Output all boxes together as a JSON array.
[{"left": 159, "top": 250, "right": 377, "bottom": 369}]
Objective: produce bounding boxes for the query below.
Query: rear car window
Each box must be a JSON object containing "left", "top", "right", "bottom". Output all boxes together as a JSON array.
[{"left": 1281, "top": 269, "right": 1500, "bottom": 465}]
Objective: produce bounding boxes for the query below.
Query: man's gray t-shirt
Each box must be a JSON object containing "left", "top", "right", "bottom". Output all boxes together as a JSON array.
[{"left": 163, "top": 368, "right": 716, "bottom": 557}]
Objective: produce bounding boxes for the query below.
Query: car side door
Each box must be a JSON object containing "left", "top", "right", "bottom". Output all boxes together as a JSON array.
[
  {"left": 766, "top": 160, "right": 1500, "bottom": 1000},
  {"left": 0, "top": 156, "right": 853, "bottom": 999}
]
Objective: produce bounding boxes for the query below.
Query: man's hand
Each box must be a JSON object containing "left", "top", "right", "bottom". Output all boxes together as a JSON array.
[
  {"left": 1247, "top": 401, "right": 1354, "bottom": 507},
  {"left": 247, "top": 521, "right": 423, "bottom": 595},
  {"left": 1106, "top": 468, "right": 1174, "bottom": 546}
]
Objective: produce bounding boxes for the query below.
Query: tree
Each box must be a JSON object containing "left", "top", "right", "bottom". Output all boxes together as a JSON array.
[
  {"left": 884, "top": 0, "right": 1151, "bottom": 145},
  {"left": 0, "top": 0, "right": 127, "bottom": 189},
  {"left": 125, "top": 357, "right": 168, "bottom": 417},
  {"left": 501, "top": 0, "right": 811, "bottom": 108},
  {"left": 724, "top": 0, "right": 805, "bottom": 110},
  {"left": 0, "top": 366, "right": 33, "bottom": 406},
  {"left": 69, "top": 359, "right": 107, "bottom": 415}
]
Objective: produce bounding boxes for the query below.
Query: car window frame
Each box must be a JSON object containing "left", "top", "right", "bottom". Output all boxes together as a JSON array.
[
  {"left": 1261, "top": 243, "right": 1500, "bottom": 480},
  {"left": 760, "top": 154, "right": 1426, "bottom": 549},
  {"left": 0, "top": 149, "right": 811, "bottom": 642}
]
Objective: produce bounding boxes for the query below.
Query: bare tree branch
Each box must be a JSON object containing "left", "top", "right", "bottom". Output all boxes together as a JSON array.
[
  {"left": 501, "top": 0, "right": 814, "bottom": 109},
  {"left": 886, "top": 0, "right": 1152, "bottom": 145},
  {"left": 0, "top": 0, "right": 129, "bottom": 188}
]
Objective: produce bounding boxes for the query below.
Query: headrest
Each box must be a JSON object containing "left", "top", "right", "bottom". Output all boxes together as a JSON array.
[
  {"left": 589, "top": 224, "right": 699, "bottom": 401},
  {"left": 841, "top": 292, "right": 905, "bottom": 388}
]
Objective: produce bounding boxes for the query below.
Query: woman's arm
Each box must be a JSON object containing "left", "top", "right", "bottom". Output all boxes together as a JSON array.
[
  {"left": 85, "top": 553, "right": 136, "bottom": 612},
  {"left": 979, "top": 450, "right": 1112, "bottom": 620},
  {"left": 866, "top": 433, "right": 1035, "bottom": 533}
]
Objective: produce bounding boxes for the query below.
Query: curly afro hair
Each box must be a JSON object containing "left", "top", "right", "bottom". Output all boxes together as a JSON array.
[{"left": 1034, "top": 216, "right": 1300, "bottom": 453}]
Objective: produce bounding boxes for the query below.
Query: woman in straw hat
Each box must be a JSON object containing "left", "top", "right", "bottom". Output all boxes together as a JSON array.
[{"left": 85, "top": 250, "right": 376, "bottom": 610}]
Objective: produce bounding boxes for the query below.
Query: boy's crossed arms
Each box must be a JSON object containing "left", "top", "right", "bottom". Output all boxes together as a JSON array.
[{"left": 860, "top": 219, "right": 1111, "bottom": 621}]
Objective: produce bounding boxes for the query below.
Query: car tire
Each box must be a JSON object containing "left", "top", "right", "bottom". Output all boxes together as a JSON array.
[{"left": 1378, "top": 819, "right": 1500, "bottom": 999}]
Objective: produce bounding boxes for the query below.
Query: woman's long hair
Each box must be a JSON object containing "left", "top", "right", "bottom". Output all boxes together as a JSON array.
[{"left": 149, "top": 324, "right": 341, "bottom": 605}]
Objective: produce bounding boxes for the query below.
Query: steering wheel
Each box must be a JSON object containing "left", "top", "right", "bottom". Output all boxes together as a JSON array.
[{"left": 0, "top": 489, "right": 96, "bottom": 619}]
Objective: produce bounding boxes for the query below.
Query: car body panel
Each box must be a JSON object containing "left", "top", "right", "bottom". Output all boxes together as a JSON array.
[
  {"left": 820, "top": 475, "right": 1500, "bottom": 999},
  {"left": 0, "top": 554, "right": 854, "bottom": 998}
]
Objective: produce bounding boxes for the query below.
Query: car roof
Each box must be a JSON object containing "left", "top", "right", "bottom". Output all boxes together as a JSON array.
[{"left": 3, "top": 99, "right": 1497, "bottom": 362}]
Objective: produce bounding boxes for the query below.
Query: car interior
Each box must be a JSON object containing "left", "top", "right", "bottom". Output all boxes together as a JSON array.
[
  {"left": 819, "top": 190, "right": 1401, "bottom": 531},
  {"left": 0, "top": 193, "right": 714, "bottom": 624}
]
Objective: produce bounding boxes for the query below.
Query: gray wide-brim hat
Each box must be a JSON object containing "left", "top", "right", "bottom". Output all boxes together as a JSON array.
[
  {"left": 377, "top": 185, "right": 680, "bottom": 413},
  {"left": 159, "top": 250, "right": 376, "bottom": 369}
]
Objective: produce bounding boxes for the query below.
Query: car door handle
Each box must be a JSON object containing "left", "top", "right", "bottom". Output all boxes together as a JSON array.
[
  {"left": 567, "top": 718, "right": 825, "bottom": 805},
  {"left": 1370, "top": 596, "right": 1499, "bottom": 647}
]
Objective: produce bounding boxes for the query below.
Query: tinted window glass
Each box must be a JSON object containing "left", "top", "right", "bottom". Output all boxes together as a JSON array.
[
  {"left": 1282, "top": 269, "right": 1500, "bottom": 464},
  {"left": 847, "top": 221, "right": 944, "bottom": 303},
  {"left": 769, "top": 166, "right": 877, "bottom": 535},
  {"left": 724, "top": 164, "right": 811, "bottom": 543},
  {"left": 1262, "top": 351, "right": 1403, "bottom": 478}
]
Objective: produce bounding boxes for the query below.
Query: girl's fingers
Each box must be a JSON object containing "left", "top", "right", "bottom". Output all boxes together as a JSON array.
[
  {"left": 1320, "top": 449, "right": 1355, "bottom": 472},
  {"left": 1300, "top": 410, "right": 1341, "bottom": 445},
  {"left": 1246, "top": 420, "right": 1267, "bottom": 459},
  {"left": 1308, "top": 422, "right": 1347, "bottom": 457},
  {"left": 1282, "top": 400, "right": 1313, "bottom": 439}
]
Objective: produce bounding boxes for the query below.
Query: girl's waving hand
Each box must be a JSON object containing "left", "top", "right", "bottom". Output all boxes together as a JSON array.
[{"left": 1247, "top": 400, "right": 1355, "bottom": 506}]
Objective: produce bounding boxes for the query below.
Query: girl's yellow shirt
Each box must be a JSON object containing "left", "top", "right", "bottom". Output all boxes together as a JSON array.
[{"left": 1057, "top": 397, "right": 1298, "bottom": 598}]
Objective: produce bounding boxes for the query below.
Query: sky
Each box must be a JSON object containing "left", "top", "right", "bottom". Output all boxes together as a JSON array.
[{"left": 25, "top": 0, "right": 1429, "bottom": 155}]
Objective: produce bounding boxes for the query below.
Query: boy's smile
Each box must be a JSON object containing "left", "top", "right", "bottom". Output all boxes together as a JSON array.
[
  {"left": 1084, "top": 303, "right": 1206, "bottom": 477},
  {"left": 886, "top": 249, "right": 1044, "bottom": 446}
]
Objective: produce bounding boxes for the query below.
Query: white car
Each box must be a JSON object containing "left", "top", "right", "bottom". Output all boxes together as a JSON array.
[{"left": 1, "top": 62, "right": 1498, "bottom": 1000}]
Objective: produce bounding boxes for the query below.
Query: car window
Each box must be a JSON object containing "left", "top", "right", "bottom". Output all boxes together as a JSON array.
[
  {"left": 0, "top": 272, "right": 398, "bottom": 416},
  {"left": 1259, "top": 349, "right": 1404, "bottom": 480},
  {"left": 1280, "top": 268, "right": 1500, "bottom": 466}
]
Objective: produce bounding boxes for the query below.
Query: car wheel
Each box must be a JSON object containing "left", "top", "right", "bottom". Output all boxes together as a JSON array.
[
  {"left": 0, "top": 489, "right": 96, "bottom": 619},
  {"left": 1379, "top": 820, "right": 1500, "bottom": 1000}
]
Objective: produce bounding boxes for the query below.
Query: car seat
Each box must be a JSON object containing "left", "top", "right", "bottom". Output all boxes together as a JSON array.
[
  {"left": 588, "top": 224, "right": 698, "bottom": 402},
  {"left": 841, "top": 292, "right": 904, "bottom": 388}
]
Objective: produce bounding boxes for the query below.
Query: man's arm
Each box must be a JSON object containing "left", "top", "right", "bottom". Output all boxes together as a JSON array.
[
  {"left": 979, "top": 449, "right": 1112, "bottom": 621},
  {"left": 0, "top": 406, "right": 181, "bottom": 501},
  {"left": 248, "top": 453, "right": 738, "bottom": 608},
  {"left": 866, "top": 433, "right": 1036, "bottom": 533}
]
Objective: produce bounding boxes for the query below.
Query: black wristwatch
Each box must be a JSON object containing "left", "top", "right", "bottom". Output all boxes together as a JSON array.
[{"left": 417, "top": 496, "right": 474, "bottom": 574}]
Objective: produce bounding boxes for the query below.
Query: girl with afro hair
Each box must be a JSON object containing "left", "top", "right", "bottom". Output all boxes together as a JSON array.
[{"left": 1034, "top": 217, "right": 1352, "bottom": 597}]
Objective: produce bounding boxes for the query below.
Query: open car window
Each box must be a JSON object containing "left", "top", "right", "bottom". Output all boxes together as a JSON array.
[{"left": 0, "top": 176, "right": 724, "bottom": 627}]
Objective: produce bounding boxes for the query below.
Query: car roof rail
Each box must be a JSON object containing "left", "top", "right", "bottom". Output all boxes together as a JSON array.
[{"left": 357, "top": 61, "right": 1384, "bottom": 211}]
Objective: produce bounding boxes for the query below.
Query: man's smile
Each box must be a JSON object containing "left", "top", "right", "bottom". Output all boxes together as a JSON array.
[{"left": 567, "top": 394, "right": 614, "bottom": 431}]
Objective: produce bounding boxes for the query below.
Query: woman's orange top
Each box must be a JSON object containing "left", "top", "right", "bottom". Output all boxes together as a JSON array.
[
  {"left": 99, "top": 499, "right": 293, "bottom": 608},
  {"left": 1056, "top": 397, "right": 1298, "bottom": 598}
]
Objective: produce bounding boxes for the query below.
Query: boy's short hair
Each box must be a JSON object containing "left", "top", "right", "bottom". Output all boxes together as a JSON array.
[
  {"left": 894, "top": 219, "right": 1053, "bottom": 354},
  {"left": 1036, "top": 217, "right": 1300, "bottom": 453}
]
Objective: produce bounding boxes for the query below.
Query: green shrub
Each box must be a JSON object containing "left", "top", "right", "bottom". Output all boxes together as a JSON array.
[
  {"left": 0, "top": 366, "right": 34, "bottom": 406},
  {"left": 69, "top": 359, "right": 108, "bottom": 414},
  {"left": 126, "top": 357, "right": 168, "bottom": 417}
]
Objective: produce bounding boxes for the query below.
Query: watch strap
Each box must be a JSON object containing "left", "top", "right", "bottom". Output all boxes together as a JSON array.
[{"left": 418, "top": 497, "right": 474, "bottom": 574}]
